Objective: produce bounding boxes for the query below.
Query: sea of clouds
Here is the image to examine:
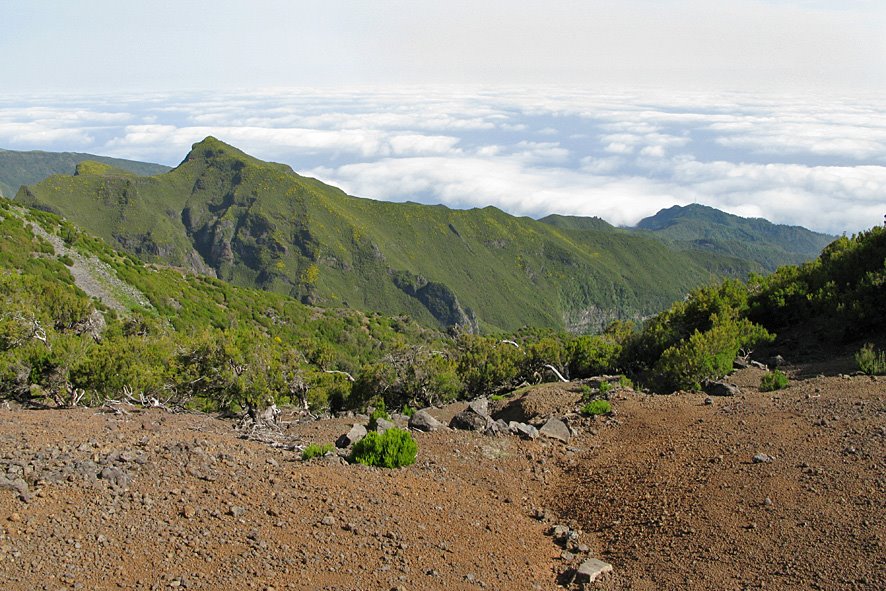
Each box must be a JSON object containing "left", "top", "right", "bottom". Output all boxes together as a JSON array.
[{"left": 1, "top": 87, "right": 884, "bottom": 234}]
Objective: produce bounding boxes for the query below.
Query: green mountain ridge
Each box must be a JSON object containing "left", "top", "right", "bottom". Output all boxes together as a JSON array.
[
  {"left": 14, "top": 137, "right": 830, "bottom": 333},
  {"left": 0, "top": 147, "right": 170, "bottom": 198},
  {"left": 635, "top": 203, "right": 835, "bottom": 271}
]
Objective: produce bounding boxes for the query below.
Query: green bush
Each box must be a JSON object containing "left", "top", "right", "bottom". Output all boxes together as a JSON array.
[
  {"left": 855, "top": 343, "right": 886, "bottom": 375},
  {"left": 401, "top": 403, "right": 415, "bottom": 417},
  {"left": 581, "top": 399, "right": 612, "bottom": 416},
  {"left": 301, "top": 443, "right": 334, "bottom": 460},
  {"left": 598, "top": 381, "right": 612, "bottom": 395},
  {"left": 367, "top": 400, "right": 391, "bottom": 430},
  {"left": 618, "top": 374, "right": 634, "bottom": 389},
  {"left": 350, "top": 428, "right": 417, "bottom": 468},
  {"left": 760, "top": 370, "right": 789, "bottom": 392}
]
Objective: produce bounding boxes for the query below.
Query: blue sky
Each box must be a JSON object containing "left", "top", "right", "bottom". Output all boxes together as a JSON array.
[{"left": 1, "top": 1, "right": 884, "bottom": 233}]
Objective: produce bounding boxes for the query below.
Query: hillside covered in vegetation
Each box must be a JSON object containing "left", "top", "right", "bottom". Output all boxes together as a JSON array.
[
  {"left": 2, "top": 193, "right": 882, "bottom": 414},
  {"left": 14, "top": 138, "right": 830, "bottom": 333},
  {"left": 0, "top": 147, "right": 169, "bottom": 199}
]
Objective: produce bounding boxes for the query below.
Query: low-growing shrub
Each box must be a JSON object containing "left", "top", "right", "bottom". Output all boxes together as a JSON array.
[
  {"left": 618, "top": 374, "right": 634, "bottom": 389},
  {"left": 760, "top": 369, "right": 789, "bottom": 392},
  {"left": 489, "top": 394, "right": 505, "bottom": 402},
  {"left": 401, "top": 404, "right": 415, "bottom": 417},
  {"left": 350, "top": 428, "right": 417, "bottom": 468},
  {"left": 301, "top": 443, "right": 334, "bottom": 460},
  {"left": 598, "top": 381, "right": 612, "bottom": 395},
  {"left": 581, "top": 399, "right": 612, "bottom": 416},
  {"left": 367, "top": 400, "right": 391, "bottom": 430},
  {"left": 855, "top": 343, "right": 886, "bottom": 375}
]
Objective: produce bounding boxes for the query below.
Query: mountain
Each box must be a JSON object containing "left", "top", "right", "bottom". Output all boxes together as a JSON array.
[
  {"left": 0, "top": 147, "right": 170, "bottom": 198},
  {"left": 13, "top": 137, "right": 821, "bottom": 334},
  {"left": 635, "top": 204, "right": 835, "bottom": 272}
]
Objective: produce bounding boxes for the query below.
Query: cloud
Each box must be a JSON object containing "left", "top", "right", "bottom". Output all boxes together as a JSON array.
[{"left": 1, "top": 87, "right": 884, "bottom": 235}]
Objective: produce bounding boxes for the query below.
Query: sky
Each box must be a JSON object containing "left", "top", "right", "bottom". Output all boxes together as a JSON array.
[{"left": 1, "top": 1, "right": 885, "bottom": 234}]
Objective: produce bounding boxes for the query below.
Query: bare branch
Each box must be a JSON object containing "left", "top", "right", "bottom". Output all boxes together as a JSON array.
[
  {"left": 543, "top": 364, "right": 569, "bottom": 383},
  {"left": 323, "top": 369, "right": 355, "bottom": 382}
]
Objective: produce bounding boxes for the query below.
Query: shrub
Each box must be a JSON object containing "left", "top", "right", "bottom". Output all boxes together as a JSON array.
[
  {"left": 581, "top": 399, "right": 612, "bottom": 416},
  {"left": 618, "top": 374, "right": 634, "bottom": 389},
  {"left": 569, "top": 334, "right": 621, "bottom": 378},
  {"left": 598, "top": 380, "right": 612, "bottom": 395},
  {"left": 760, "top": 370, "right": 789, "bottom": 392},
  {"left": 301, "top": 443, "right": 334, "bottom": 460},
  {"left": 855, "top": 343, "right": 886, "bottom": 375},
  {"left": 367, "top": 400, "right": 391, "bottom": 430},
  {"left": 401, "top": 404, "right": 415, "bottom": 417},
  {"left": 350, "top": 428, "right": 417, "bottom": 468}
]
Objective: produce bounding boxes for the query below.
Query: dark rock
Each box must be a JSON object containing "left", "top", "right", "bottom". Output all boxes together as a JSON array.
[
  {"left": 450, "top": 410, "right": 490, "bottom": 432},
  {"left": 408, "top": 410, "right": 444, "bottom": 432},
  {"left": 702, "top": 380, "right": 740, "bottom": 397},
  {"left": 485, "top": 418, "right": 510, "bottom": 437}
]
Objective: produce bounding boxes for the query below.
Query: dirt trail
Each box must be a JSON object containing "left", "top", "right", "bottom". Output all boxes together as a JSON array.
[{"left": 0, "top": 365, "right": 882, "bottom": 590}]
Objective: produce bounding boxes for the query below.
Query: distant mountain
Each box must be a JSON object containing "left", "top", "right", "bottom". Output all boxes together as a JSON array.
[
  {"left": 13, "top": 137, "right": 824, "bottom": 333},
  {"left": 0, "top": 148, "right": 170, "bottom": 198},
  {"left": 635, "top": 204, "right": 835, "bottom": 272}
]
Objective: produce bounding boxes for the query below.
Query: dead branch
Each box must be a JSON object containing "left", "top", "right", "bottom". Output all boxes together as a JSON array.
[
  {"left": 543, "top": 364, "right": 569, "bottom": 383},
  {"left": 323, "top": 370, "right": 355, "bottom": 382}
]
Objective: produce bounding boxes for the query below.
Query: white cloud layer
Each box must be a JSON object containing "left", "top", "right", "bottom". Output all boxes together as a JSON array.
[{"left": 1, "top": 87, "right": 884, "bottom": 235}]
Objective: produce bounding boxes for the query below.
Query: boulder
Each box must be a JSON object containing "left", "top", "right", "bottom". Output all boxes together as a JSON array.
[
  {"left": 509, "top": 421, "right": 539, "bottom": 440},
  {"left": 335, "top": 423, "right": 367, "bottom": 448},
  {"left": 408, "top": 410, "right": 444, "bottom": 432},
  {"left": 539, "top": 418, "right": 571, "bottom": 444},
  {"left": 702, "top": 380, "right": 740, "bottom": 397},
  {"left": 374, "top": 417, "right": 396, "bottom": 433},
  {"left": 467, "top": 397, "right": 490, "bottom": 417},
  {"left": 485, "top": 419, "right": 510, "bottom": 436},
  {"left": 450, "top": 410, "right": 490, "bottom": 432},
  {"left": 573, "top": 558, "right": 613, "bottom": 584}
]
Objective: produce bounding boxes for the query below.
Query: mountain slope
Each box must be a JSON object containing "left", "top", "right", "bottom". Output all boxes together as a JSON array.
[
  {"left": 0, "top": 147, "right": 170, "bottom": 198},
  {"left": 634, "top": 203, "right": 835, "bottom": 272},
  {"left": 15, "top": 137, "right": 798, "bottom": 333}
]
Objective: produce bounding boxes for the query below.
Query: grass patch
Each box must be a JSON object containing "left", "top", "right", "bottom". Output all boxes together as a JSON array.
[
  {"left": 855, "top": 343, "right": 886, "bottom": 375},
  {"left": 581, "top": 399, "right": 612, "bottom": 416},
  {"left": 301, "top": 443, "right": 334, "bottom": 460},
  {"left": 760, "top": 369, "right": 789, "bottom": 392}
]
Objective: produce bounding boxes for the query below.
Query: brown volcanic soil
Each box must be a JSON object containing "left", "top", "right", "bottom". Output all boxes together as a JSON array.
[{"left": 0, "top": 364, "right": 883, "bottom": 591}]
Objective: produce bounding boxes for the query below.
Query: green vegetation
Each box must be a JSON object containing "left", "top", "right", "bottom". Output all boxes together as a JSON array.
[
  {"left": 1, "top": 174, "right": 882, "bottom": 416},
  {"left": 581, "top": 400, "right": 612, "bottom": 416},
  {"left": 401, "top": 404, "right": 415, "bottom": 417},
  {"left": 367, "top": 401, "right": 391, "bottom": 430},
  {"left": 301, "top": 443, "right": 334, "bottom": 460},
  {"left": 15, "top": 137, "right": 825, "bottom": 334},
  {"left": 855, "top": 343, "right": 886, "bottom": 375},
  {"left": 598, "top": 380, "right": 612, "bottom": 395},
  {"left": 349, "top": 428, "right": 417, "bottom": 468},
  {"left": 760, "top": 370, "right": 790, "bottom": 392},
  {"left": 618, "top": 374, "right": 633, "bottom": 389},
  {"left": 0, "top": 148, "right": 168, "bottom": 199},
  {"left": 632, "top": 203, "right": 835, "bottom": 272}
]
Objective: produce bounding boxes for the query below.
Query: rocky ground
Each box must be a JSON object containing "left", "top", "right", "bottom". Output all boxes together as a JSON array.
[{"left": 0, "top": 361, "right": 883, "bottom": 590}]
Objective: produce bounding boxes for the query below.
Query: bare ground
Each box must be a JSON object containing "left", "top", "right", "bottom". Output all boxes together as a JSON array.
[{"left": 0, "top": 364, "right": 883, "bottom": 590}]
